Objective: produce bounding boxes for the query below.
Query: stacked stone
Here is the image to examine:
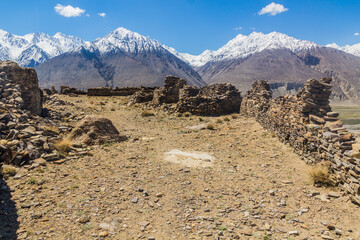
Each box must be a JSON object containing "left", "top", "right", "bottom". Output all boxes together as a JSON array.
[
  {"left": 128, "top": 88, "right": 154, "bottom": 104},
  {"left": 241, "top": 78, "right": 360, "bottom": 205},
  {"left": 60, "top": 85, "right": 86, "bottom": 95},
  {"left": 176, "top": 83, "right": 242, "bottom": 116},
  {"left": 0, "top": 61, "right": 87, "bottom": 170},
  {"left": 152, "top": 76, "right": 187, "bottom": 105}
]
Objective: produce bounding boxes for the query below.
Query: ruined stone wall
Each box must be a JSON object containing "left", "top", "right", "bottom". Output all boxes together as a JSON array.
[
  {"left": 0, "top": 61, "right": 42, "bottom": 115},
  {"left": 87, "top": 87, "right": 155, "bottom": 97},
  {"left": 241, "top": 78, "right": 360, "bottom": 204}
]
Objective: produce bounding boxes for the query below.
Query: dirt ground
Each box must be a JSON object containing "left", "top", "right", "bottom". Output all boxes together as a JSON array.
[{"left": 4, "top": 95, "right": 360, "bottom": 240}]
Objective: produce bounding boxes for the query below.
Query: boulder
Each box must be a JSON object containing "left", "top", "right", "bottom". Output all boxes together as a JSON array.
[
  {"left": 67, "top": 115, "right": 127, "bottom": 145},
  {"left": 0, "top": 61, "right": 42, "bottom": 115},
  {"left": 152, "top": 76, "right": 187, "bottom": 105},
  {"left": 176, "top": 83, "right": 242, "bottom": 116}
]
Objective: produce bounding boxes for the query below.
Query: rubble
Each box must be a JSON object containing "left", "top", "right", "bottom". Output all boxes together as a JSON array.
[
  {"left": 67, "top": 115, "right": 127, "bottom": 145},
  {"left": 152, "top": 75, "right": 187, "bottom": 105}
]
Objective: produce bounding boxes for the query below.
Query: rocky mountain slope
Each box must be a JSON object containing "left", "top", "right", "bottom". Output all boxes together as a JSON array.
[
  {"left": 0, "top": 29, "right": 85, "bottom": 67},
  {"left": 36, "top": 28, "right": 205, "bottom": 89}
]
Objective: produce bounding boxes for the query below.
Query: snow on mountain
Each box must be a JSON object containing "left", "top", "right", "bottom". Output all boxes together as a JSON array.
[
  {"left": 0, "top": 29, "right": 86, "bottom": 67},
  {"left": 93, "top": 27, "right": 164, "bottom": 55},
  {"left": 167, "top": 32, "right": 319, "bottom": 67},
  {"left": 326, "top": 42, "right": 360, "bottom": 57}
]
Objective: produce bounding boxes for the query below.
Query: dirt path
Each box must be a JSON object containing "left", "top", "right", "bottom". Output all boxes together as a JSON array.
[{"left": 4, "top": 95, "right": 360, "bottom": 240}]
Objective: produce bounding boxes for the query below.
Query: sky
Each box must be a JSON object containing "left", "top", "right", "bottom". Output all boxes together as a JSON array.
[{"left": 0, "top": 0, "right": 359, "bottom": 54}]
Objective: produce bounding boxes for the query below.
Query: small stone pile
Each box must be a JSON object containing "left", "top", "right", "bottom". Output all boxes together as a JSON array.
[
  {"left": 67, "top": 115, "right": 127, "bottom": 145},
  {"left": 176, "top": 83, "right": 242, "bottom": 116},
  {"left": 241, "top": 78, "right": 360, "bottom": 204}
]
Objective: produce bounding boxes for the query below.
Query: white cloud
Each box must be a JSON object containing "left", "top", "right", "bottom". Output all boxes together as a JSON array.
[
  {"left": 54, "top": 4, "right": 85, "bottom": 17},
  {"left": 259, "top": 2, "right": 288, "bottom": 16},
  {"left": 235, "top": 27, "right": 242, "bottom": 31},
  {"left": 354, "top": 33, "right": 359, "bottom": 36},
  {"left": 86, "top": 14, "right": 90, "bottom": 17},
  {"left": 98, "top": 12, "right": 106, "bottom": 17}
]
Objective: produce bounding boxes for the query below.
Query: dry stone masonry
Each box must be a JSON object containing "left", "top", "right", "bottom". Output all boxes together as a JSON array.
[
  {"left": 0, "top": 61, "right": 42, "bottom": 115},
  {"left": 241, "top": 78, "right": 360, "bottom": 204}
]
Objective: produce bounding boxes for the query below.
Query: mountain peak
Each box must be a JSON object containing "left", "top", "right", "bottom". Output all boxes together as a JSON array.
[
  {"left": 169, "top": 31, "right": 319, "bottom": 67},
  {"left": 93, "top": 27, "right": 163, "bottom": 54}
]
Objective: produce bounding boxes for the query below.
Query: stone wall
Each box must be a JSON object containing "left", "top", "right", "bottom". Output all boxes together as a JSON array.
[
  {"left": 241, "top": 78, "right": 360, "bottom": 204},
  {"left": 87, "top": 87, "right": 154, "bottom": 97},
  {"left": 152, "top": 76, "right": 187, "bottom": 105},
  {"left": 0, "top": 61, "right": 42, "bottom": 115}
]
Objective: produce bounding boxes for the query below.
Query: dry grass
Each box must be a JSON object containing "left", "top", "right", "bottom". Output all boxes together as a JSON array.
[
  {"left": 231, "top": 113, "right": 238, "bottom": 119},
  {"left": 223, "top": 117, "right": 230, "bottom": 122},
  {"left": 141, "top": 110, "right": 155, "bottom": 117},
  {"left": 55, "top": 138, "right": 73, "bottom": 153},
  {"left": 216, "top": 119, "right": 223, "bottom": 124},
  {"left": 308, "top": 164, "right": 333, "bottom": 186},
  {"left": 183, "top": 112, "right": 191, "bottom": 117},
  {"left": 1, "top": 165, "right": 17, "bottom": 178}
]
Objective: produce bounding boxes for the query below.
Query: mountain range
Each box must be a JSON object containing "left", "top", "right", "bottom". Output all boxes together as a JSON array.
[{"left": 1, "top": 28, "right": 360, "bottom": 101}]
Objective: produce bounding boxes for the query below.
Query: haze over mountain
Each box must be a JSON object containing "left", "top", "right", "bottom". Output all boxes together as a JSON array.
[{"left": 35, "top": 28, "right": 206, "bottom": 89}]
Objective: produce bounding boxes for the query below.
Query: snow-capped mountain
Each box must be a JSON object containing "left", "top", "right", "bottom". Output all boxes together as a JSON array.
[
  {"left": 36, "top": 27, "right": 206, "bottom": 89},
  {"left": 166, "top": 32, "right": 319, "bottom": 67},
  {"left": 0, "top": 29, "right": 86, "bottom": 67},
  {"left": 326, "top": 42, "right": 360, "bottom": 57},
  {"left": 93, "top": 27, "right": 164, "bottom": 55}
]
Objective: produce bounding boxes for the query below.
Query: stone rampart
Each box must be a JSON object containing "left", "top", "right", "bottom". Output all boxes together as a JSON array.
[{"left": 241, "top": 78, "right": 360, "bottom": 204}]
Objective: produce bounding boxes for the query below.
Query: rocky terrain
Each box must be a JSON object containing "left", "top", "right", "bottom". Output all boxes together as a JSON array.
[{"left": 1, "top": 62, "right": 360, "bottom": 240}]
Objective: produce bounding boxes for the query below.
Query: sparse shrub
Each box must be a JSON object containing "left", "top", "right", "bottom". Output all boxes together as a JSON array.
[
  {"left": 199, "top": 117, "right": 204, "bottom": 122},
  {"left": 216, "top": 119, "right": 223, "bottom": 124},
  {"left": 28, "top": 177, "right": 37, "bottom": 185},
  {"left": 141, "top": 110, "right": 155, "bottom": 117},
  {"left": 207, "top": 124, "right": 215, "bottom": 130},
  {"left": 2, "top": 165, "right": 17, "bottom": 178},
  {"left": 177, "top": 113, "right": 183, "bottom": 117},
  {"left": 223, "top": 117, "right": 230, "bottom": 122},
  {"left": 231, "top": 113, "right": 238, "bottom": 119},
  {"left": 308, "top": 164, "right": 333, "bottom": 186},
  {"left": 184, "top": 112, "right": 191, "bottom": 117},
  {"left": 54, "top": 138, "right": 73, "bottom": 154},
  {"left": 110, "top": 108, "right": 116, "bottom": 111}
]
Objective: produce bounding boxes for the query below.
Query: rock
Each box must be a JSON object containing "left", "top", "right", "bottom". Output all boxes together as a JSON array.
[
  {"left": 79, "top": 216, "right": 91, "bottom": 223},
  {"left": 33, "top": 158, "right": 47, "bottom": 166},
  {"left": 67, "top": 115, "right": 127, "bottom": 145},
  {"left": 98, "top": 231, "right": 108, "bottom": 237},
  {"left": 138, "top": 221, "right": 150, "bottom": 227},
  {"left": 288, "top": 231, "right": 299, "bottom": 236},
  {"left": 0, "top": 61, "right": 42, "bottom": 115},
  {"left": 176, "top": 83, "right": 241, "bottom": 116},
  {"left": 328, "top": 192, "right": 340, "bottom": 198},
  {"left": 131, "top": 197, "right": 139, "bottom": 203},
  {"left": 128, "top": 89, "right": 154, "bottom": 104}
]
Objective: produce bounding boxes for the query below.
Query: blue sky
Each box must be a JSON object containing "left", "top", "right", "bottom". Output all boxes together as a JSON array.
[{"left": 1, "top": 0, "right": 359, "bottom": 54}]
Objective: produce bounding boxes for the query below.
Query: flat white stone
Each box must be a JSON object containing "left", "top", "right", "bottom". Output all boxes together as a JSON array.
[{"left": 164, "top": 149, "right": 215, "bottom": 168}]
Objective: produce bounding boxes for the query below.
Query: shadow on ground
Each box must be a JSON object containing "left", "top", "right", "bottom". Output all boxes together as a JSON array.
[{"left": 0, "top": 178, "right": 18, "bottom": 240}]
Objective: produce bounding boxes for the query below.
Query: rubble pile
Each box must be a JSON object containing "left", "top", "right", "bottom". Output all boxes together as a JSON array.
[{"left": 241, "top": 78, "right": 360, "bottom": 204}]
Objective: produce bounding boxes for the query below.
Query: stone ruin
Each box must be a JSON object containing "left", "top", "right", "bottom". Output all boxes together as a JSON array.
[
  {"left": 60, "top": 85, "right": 86, "bottom": 95},
  {"left": 0, "top": 61, "right": 42, "bottom": 115},
  {"left": 152, "top": 76, "right": 187, "bottom": 105},
  {"left": 241, "top": 78, "right": 360, "bottom": 204},
  {"left": 151, "top": 75, "right": 241, "bottom": 116},
  {"left": 176, "top": 83, "right": 241, "bottom": 116},
  {"left": 87, "top": 87, "right": 155, "bottom": 97}
]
